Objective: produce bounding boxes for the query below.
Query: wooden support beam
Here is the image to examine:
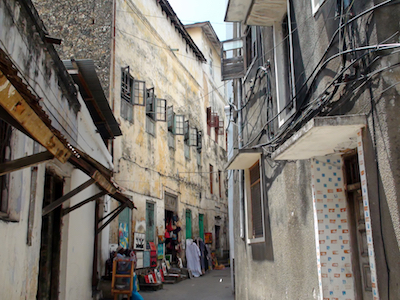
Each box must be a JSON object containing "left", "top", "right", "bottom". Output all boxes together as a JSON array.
[
  {"left": 97, "top": 203, "right": 127, "bottom": 234},
  {"left": 0, "top": 71, "right": 71, "bottom": 163},
  {"left": 98, "top": 205, "right": 120, "bottom": 223},
  {"left": 0, "top": 151, "right": 53, "bottom": 176},
  {"left": 62, "top": 190, "right": 107, "bottom": 216},
  {"left": 42, "top": 178, "right": 95, "bottom": 216}
]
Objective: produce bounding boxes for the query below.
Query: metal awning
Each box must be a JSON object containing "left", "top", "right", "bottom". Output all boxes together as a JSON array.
[
  {"left": 272, "top": 115, "right": 367, "bottom": 160},
  {"left": 225, "top": 0, "right": 287, "bottom": 26},
  {"left": 0, "top": 48, "right": 134, "bottom": 217},
  {"left": 63, "top": 59, "right": 122, "bottom": 140},
  {"left": 226, "top": 148, "right": 263, "bottom": 170},
  {"left": 0, "top": 57, "right": 72, "bottom": 163}
]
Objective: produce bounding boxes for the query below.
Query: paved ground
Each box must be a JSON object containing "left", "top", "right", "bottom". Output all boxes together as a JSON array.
[{"left": 139, "top": 268, "right": 234, "bottom": 300}]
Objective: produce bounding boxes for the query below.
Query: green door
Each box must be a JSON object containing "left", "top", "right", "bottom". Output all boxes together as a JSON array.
[
  {"left": 199, "top": 214, "right": 204, "bottom": 240},
  {"left": 146, "top": 202, "right": 155, "bottom": 243},
  {"left": 186, "top": 209, "right": 192, "bottom": 239}
]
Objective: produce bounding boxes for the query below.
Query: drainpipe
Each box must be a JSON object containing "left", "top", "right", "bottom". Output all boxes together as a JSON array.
[
  {"left": 92, "top": 199, "right": 100, "bottom": 298},
  {"left": 238, "top": 80, "right": 244, "bottom": 240}
]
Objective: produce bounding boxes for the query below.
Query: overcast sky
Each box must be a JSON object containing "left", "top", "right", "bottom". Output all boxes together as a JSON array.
[{"left": 168, "top": 0, "right": 230, "bottom": 41}]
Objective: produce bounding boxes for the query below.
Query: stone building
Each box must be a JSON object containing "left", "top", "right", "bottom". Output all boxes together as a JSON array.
[
  {"left": 223, "top": 0, "right": 400, "bottom": 299},
  {"left": 34, "top": 0, "right": 229, "bottom": 267},
  {"left": 0, "top": 0, "right": 132, "bottom": 299}
]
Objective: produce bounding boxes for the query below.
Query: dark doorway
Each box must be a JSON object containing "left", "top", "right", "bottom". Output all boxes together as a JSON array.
[
  {"left": 37, "top": 171, "right": 63, "bottom": 300},
  {"left": 344, "top": 153, "right": 373, "bottom": 300},
  {"left": 215, "top": 225, "right": 221, "bottom": 250}
]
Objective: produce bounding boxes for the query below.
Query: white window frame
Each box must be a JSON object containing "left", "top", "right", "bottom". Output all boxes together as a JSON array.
[
  {"left": 244, "top": 159, "right": 265, "bottom": 244},
  {"left": 273, "top": 10, "right": 296, "bottom": 127}
]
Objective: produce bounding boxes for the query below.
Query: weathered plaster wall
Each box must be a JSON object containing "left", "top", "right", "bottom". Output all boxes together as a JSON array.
[
  {"left": 0, "top": 0, "right": 79, "bottom": 298},
  {"left": 232, "top": 0, "right": 400, "bottom": 299},
  {"left": 110, "top": 0, "right": 228, "bottom": 254},
  {"left": 233, "top": 159, "right": 319, "bottom": 300}
]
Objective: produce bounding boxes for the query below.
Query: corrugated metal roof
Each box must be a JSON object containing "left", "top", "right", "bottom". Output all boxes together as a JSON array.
[{"left": 63, "top": 59, "right": 122, "bottom": 140}]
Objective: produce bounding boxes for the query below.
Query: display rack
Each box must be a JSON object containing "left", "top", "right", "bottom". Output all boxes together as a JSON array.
[{"left": 111, "top": 259, "right": 135, "bottom": 300}]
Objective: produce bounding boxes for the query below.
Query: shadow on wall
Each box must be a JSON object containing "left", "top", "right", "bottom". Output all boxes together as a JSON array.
[{"left": 251, "top": 158, "right": 286, "bottom": 261}]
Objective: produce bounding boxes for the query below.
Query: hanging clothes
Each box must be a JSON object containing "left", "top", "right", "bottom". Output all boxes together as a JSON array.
[
  {"left": 185, "top": 239, "right": 202, "bottom": 277},
  {"left": 197, "top": 238, "right": 208, "bottom": 274}
]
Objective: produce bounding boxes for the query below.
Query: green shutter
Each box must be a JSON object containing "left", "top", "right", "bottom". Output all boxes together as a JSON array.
[
  {"left": 199, "top": 214, "right": 204, "bottom": 240},
  {"left": 186, "top": 209, "right": 192, "bottom": 239}
]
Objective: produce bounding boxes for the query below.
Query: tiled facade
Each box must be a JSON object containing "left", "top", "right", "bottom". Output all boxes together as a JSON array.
[
  {"left": 310, "top": 129, "right": 379, "bottom": 300},
  {"left": 312, "top": 155, "right": 355, "bottom": 300},
  {"left": 357, "top": 129, "right": 379, "bottom": 299}
]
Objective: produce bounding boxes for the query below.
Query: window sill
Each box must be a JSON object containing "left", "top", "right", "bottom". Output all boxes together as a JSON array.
[
  {"left": 247, "top": 236, "right": 265, "bottom": 245},
  {"left": 0, "top": 211, "right": 19, "bottom": 223}
]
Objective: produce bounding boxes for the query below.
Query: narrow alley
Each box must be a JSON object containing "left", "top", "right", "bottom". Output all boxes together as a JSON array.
[{"left": 141, "top": 268, "right": 234, "bottom": 300}]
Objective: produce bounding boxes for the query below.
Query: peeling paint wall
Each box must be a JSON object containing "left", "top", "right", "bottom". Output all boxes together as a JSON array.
[
  {"left": 111, "top": 0, "right": 229, "bottom": 256},
  {"left": 0, "top": 1, "right": 114, "bottom": 299},
  {"left": 34, "top": 0, "right": 229, "bottom": 264},
  {"left": 229, "top": 0, "right": 400, "bottom": 299}
]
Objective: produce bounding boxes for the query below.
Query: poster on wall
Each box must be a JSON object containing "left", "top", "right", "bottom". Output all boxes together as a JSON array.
[
  {"left": 134, "top": 232, "right": 145, "bottom": 250},
  {"left": 119, "top": 223, "right": 129, "bottom": 248},
  {"left": 134, "top": 220, "right": 146, "bottom": 250},
  {"left": 157, "top": 243, "right": 164, "bottom": 260},
  {"left": 204, "top": 232, "right": 212, "bottom": 244}
]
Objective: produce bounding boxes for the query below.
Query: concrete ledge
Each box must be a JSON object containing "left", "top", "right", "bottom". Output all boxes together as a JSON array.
[{"left": 272, "top": 115, "right": 367, "bottom": 160}]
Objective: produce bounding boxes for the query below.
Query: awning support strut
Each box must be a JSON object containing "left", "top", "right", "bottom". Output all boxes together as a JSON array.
[
  {"left": 62, "top": 190, "right": 108, "bottom": 216},
  {"left": 0, "top": 151, "right": 54, "bottom": 176},
  {"left": 96, "top": 203, "right": 127, "bottom": 234},
  {"left": 42, "top": 178, "right": 95, "bottom": 216}
]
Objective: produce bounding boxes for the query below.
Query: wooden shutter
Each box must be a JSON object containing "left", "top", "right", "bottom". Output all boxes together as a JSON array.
[
  {"left": 250, "top": 161, "right": 263, "bottom": 238},
  {"left": 184, "top": 120, "right": 190, "bottom": 141},
  {"left": 167, "top": 106, "right": 174, "bottom": 131},
  {"left": 186, "top": 210, "right": 192, "bottom": 239}
]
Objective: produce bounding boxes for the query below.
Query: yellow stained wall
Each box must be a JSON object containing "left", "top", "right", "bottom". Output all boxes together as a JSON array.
[{"left": 111, "top": 0, "right": 228, "bottom": 253}]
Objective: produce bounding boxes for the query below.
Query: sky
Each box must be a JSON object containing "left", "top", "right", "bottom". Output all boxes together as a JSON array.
[{"left": 167, "top": 0, "right": 230, "bottom": 41}]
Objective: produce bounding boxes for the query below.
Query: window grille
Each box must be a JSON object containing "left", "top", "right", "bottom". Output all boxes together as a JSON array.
[
  {"left": 174, "top": 115, "right": 184, "bottom": 135},
  {"left": 156, "top": 98, "right": 166, "bottom": 121},
  {"left": 146, "top": 88, "right": 155, "bottom": 119},
  {"left": 190, "top": 128, "right": 198, "bottom": 147},
  {"left": 121, "top": 67, "right": 133, "bottom": 102},
  {"left": 197, "top": 130, "right": 202, "bottom": 152},
  {"left": 133, "top": 80, "right": 146, "bottom": 106},
  {"left": 218, "top": 119, "right": 224, "bottom": 135}
]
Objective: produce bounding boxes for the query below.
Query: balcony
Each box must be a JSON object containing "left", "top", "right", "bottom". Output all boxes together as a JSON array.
[{"left": 225, "top": 0, "right": 287, "bottom": 26}]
